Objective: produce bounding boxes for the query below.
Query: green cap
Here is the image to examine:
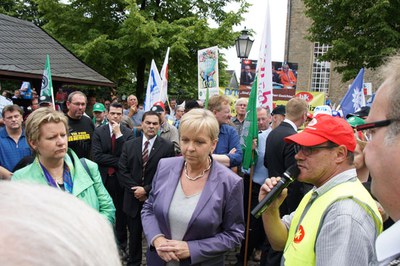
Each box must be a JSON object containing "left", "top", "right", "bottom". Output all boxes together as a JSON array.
[
  {"left": 93, "top": 103, "right": 105, "bottom": 112},
  {"left": 347, "top": 116, "right": 365, "bottom": 127}
]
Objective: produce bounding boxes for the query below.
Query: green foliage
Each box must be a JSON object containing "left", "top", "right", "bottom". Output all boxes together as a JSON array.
[
  {"left": 2, "top": 0, "right": 248, "bottom": 101},
  {"left": 1, "top": 0, "right": 41, "bottom": 25},
  {"left": 304, "top": 0, "right": 400, "bottom": 81}
]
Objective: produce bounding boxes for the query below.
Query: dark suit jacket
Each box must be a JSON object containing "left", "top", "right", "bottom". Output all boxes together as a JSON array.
[
  {"left": 91, "top": 124, "right": 134, "bottom": 184},
  {"left": 141, "top": 157, "right": 244, "bottom": 265},
  {"left": 264, "top": 121, "right": 297, "bottom": 177},
  {"left": 264, "top": 121, "right": 306, "bottom": 215},
  {"left": 118, "top": 136, "right": 175, "bottom": 218}
]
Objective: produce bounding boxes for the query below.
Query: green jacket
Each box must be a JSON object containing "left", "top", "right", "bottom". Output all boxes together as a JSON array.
[{"left": 12, "top": 149, "right": 115, "bottom": 224}]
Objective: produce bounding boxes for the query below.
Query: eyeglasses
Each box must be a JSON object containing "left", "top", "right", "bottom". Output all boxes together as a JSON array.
[
  {"left": 294, "top": 143, "right": 338, "bottom": 156},
  {"left": 71, "top": 102, "right": 86, "bottom": 107},
  {"left": 355, "top": 119, "right": 396, "bottom": 142}
]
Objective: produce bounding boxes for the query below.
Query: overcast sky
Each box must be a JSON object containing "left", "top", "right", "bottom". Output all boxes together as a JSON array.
[{"left": 223, "top": 0, "right": 288, "bottom": 75}]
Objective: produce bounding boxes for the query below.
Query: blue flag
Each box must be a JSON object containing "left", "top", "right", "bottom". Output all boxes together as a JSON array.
[{"left": 340, "top": 68, "right": 365, "bottom": 117}]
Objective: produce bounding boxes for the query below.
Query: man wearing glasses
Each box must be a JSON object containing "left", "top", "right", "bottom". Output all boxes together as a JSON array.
[
  {"left": 66, "top": 91, "right": 95, "bottom": 159},
  {"left": 259, "top": 114, "right": 383, "bottom": 265},
  {"left": 359, "top": 55, "right": 400, "bottom": 265}
]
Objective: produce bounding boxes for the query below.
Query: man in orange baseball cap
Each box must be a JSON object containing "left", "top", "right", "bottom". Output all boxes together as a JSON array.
[{"left": 258, "top": 114, "right": 383, "bottom": 266}]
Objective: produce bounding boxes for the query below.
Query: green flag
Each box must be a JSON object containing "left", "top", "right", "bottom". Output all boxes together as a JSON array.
[
  {"left": 40, "top": 54, "right": 54, "bottom": 105},
  {"left": 241, "top": 77, "right": 259, "bottom": 170}
]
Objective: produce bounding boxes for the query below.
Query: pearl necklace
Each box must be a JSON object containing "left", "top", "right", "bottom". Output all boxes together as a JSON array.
[{"left": 184, "top": 158, "right": 212, "bottom": 181}]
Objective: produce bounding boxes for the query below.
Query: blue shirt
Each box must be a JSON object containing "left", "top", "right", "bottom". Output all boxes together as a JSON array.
[
  {"left": 124, "top": 109, "right": 144, "bottom": 126},
  {"left": 214, "top": 124, "right": 243, "bottom": 168},
  {"left": 253, "top": 128, "right": 272, "bottom": 185},
  {"left": 0, "top": 127, "right": 32, "bottom": 171}
]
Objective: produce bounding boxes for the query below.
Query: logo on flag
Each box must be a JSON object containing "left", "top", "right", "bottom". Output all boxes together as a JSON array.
[
  {"left": 40, "top": 54, "right": 55, "bottom": 107},
  {"left": 144, "top": 60, "right": 163, "bottom": 111},
  {"left": 339, "top": 68, "right": 365, "bottom": 117}
]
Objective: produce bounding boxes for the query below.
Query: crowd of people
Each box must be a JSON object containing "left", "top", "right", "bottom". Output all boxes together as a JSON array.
[{"left": 1, "top": 55, "right": 400, "bottom": 266}]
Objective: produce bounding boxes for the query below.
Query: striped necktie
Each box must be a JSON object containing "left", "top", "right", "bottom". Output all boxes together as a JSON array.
[{"left": 142, "top": 140, "right": 150, "bottom": 167}]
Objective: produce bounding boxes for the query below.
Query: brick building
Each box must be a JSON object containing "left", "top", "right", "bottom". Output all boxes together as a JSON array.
[{"left": 284, "top": 0, "right": 381, "bottom": 105}]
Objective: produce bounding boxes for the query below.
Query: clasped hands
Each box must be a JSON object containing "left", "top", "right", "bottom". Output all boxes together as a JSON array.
[
  {"left": 153, "top": 236, "right": 190, "bottom": 262},
  {"left": 131, "top": 186, "right": 147, "bottom": 202}
]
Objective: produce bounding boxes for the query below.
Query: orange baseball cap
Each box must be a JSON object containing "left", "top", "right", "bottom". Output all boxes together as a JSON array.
[{"left": 284, "top": 114, "right": 356, "bottom": 152}]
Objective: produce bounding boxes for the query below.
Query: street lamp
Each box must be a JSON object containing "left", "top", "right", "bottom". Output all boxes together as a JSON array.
[{"left": 235, "top": 27, "right": 254, "bottom": 59}]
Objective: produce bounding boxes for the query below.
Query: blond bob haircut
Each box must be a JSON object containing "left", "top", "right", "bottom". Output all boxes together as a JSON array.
[
  {"left": 179, "top": 109, "right": 220, "bottom": 142},
  {"left": 25, "top": 108, "right": 68, "bottom": 148}
]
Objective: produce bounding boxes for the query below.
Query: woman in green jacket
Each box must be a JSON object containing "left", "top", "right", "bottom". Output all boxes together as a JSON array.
[{"left": 12, "top": 108, "right": 115, "bottom": 224}]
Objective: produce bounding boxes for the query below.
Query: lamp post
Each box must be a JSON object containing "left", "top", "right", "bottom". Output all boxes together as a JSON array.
[
  {"left": 235, "top": 29, "right": 254, "bottom": 266},
  {"left": 235, "top": 27, "right": 254, "bottom": 59}
]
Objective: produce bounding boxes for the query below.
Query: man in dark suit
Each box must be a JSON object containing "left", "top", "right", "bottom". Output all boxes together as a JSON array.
[
  {"left": 118, "top": 111, "right": 175, "bottom": 266},
  {"left": 91, "top": 102, "right": 134, "bottom": 254},
  {"left": 240, "top": 65, "right": 255, "bottom": 85},
  {"left": 262, "top": 97, "right": 308, "bottom": 266}
]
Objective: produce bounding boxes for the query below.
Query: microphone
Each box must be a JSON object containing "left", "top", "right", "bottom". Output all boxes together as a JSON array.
[{"left": 251, "top": 164, "right": 300, "bottom": 219}]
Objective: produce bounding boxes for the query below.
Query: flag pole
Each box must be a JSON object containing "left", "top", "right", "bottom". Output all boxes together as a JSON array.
[
  {"left": 243, "top": 151, "right": 255, "bottom": 266},
  {"left": 204, "top": 87, "right": 210, "bottom": 109}
]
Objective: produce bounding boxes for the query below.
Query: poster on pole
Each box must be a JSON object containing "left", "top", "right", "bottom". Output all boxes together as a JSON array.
[{"left": 198, "top": 46, "right": 219, "bottom": 100}]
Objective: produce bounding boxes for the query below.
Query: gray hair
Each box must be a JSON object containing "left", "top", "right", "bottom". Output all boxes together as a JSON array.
[
  {"left": 379, "top": 55, "right": 400, "bottom": 142},
  {"left": 121, "top": 114, "right": 134, "bottom": 129},
  {"left": 235, "top": 98, "right": 248, "bottom": 107},
  {"left": 0, "top": 182, "right": 121, "bottom": 266}
]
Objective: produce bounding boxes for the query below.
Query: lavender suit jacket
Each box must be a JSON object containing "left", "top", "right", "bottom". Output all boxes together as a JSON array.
[{"left": 141, "top": 156, "right": 245, "bottom": 265}]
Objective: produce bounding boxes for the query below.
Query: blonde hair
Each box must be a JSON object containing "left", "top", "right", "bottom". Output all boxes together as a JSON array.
[
  {"left": 25, "top": 108, "right": 68, "bottom": 148},
  {"left": 179, "top": 109, "right": 219, "bottom": 141},
  {"left": 286, "top": 97, "right": 308, "bottom": 121},
  {"left": 0, "top": 182, "right": 120, "bottom": 266},
  {"left": 207, "top": 95, "right": 230, "bottom": 112}
]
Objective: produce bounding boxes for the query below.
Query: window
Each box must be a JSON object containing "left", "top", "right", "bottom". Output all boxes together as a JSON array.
[{"left": 311, "top": 43, "right": 332, "bottom": 93}]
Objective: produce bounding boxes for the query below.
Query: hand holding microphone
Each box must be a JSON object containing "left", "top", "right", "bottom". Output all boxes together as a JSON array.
[{"left": 252, "top": 164, "right": 300, "bottom": 219}]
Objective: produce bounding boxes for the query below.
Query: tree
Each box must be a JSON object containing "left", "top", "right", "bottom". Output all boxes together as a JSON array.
[
  {"left": 303, "top": 0, "right": 400, "bottom": 81},
  {"left": 19, "top": 0, "right": 249, "bottom": 101},
  {"left": 1, "top": 0, "right": 41, "bottom": 25}
]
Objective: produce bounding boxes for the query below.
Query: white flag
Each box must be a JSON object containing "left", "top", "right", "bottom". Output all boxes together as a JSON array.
[
  {"left": 256, "top": 0, "right": 273, "bottom": 111},
  {"left": 144, "top": 60, "right": 163, "bottom": 111},
  {"left": 160, "top": 47, "right": 170, "bottom": 103}
]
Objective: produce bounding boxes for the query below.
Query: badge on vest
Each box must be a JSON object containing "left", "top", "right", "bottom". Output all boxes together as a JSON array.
[{"left": 294, "top": 225, "right": 305, "bottom": 243}]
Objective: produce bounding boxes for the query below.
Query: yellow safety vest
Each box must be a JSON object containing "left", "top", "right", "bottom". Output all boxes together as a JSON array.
[{"left": 283, "top": 179, "right": 383, "bottom": 266}]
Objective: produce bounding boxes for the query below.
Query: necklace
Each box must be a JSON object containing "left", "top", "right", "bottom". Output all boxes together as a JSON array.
[{"left": 184, "top": 158, "right": 212, "bottom": 181}]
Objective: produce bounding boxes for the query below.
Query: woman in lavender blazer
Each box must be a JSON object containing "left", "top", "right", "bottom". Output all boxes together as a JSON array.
[{"left": 141, "top": 109, "right": 245, "bottom": 265}]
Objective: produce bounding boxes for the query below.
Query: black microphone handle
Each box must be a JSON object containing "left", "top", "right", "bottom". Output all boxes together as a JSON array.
[{"left": 251, "top": 173, "right": 295, "bottom": 219}]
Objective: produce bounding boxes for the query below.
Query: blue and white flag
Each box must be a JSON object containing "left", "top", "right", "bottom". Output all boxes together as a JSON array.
[
  {"left": 340, "top": 68, "right": 365, "bottom": 117},
  {"left": 144, "top": 59, "right": 163, "bottom": 111}
]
